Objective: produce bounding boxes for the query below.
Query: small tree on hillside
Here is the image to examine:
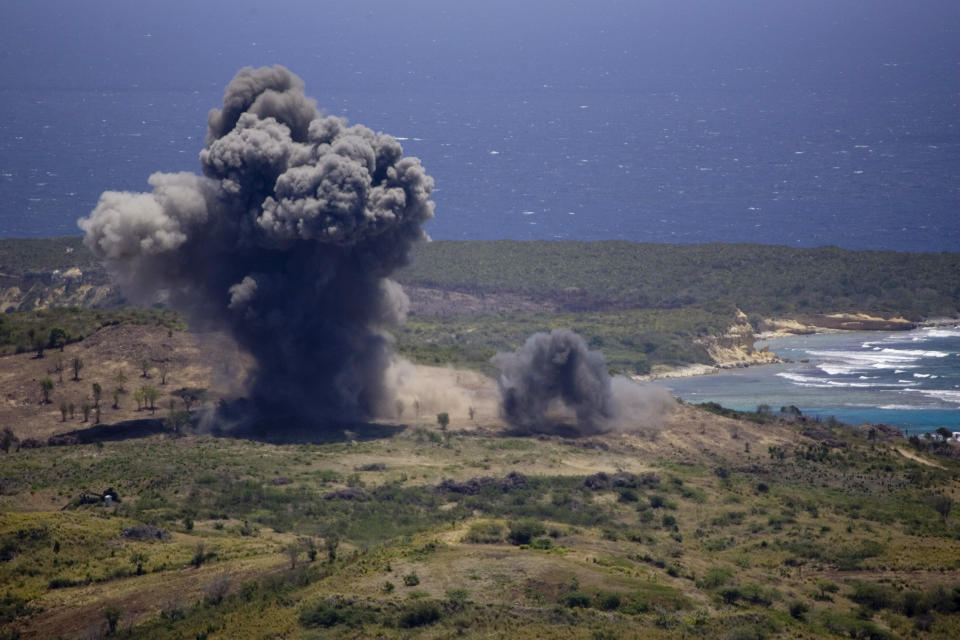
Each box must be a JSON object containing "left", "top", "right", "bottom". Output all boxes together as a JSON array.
[
  {"left": 39, "top": 377, "right": 54, "bottom": 404},
  {"left": 102, "top": 605, "right": 122, "bottom": 636},
  {"left": 48, "top": 327, "right": 69, "bottom": 352},
  {"left": 437, "top": 412, "right": 450, "bottom": 431},
  {"left": 158, "top": 360, "right": 171, "bottom": 385},
  {"left": 139, "top": 358, "right": 152, "bottom": 379},
  {"left": 142, "top": 385, "right": 160, "bottom": 414},
  {"left": 54, "top": 357, "right": 65, "bottom": 383},
  {"left": 325, "top": 534, "right": 340, "bottom": 564},
  {"left": 71, "top": 357, "right": 84, "bottom": 381},
  {"left": 286, "top": 541, "right": 301, "bottom": 569},
  {"left": 930, "top": 494, "right": 953, "bottom": 522},
  {"left": 172, "top": 387, "right": 206, "bottom": 411},
  {"left": 115, "top": 369, "right": 128, "bottom": 393},
  {"left": 30, "top": 329, "right": 45, "bottom": 359},
  {"left": 91, "top": 382, "right": 102, "bottom": 408},
  {"left": 164, "top": 401, "right": 190, "bottom": 437},
  {"left": 1, "top": 427, "right": 19, "bottom": 453}
]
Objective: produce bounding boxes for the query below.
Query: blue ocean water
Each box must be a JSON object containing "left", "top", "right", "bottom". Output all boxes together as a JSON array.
[
  {"left": 1, "top": 1, "right": 959, "bottom": 250},
  {"left": 662, "top": 327, "right": 960, "bottom": 433},
  {"left": 2, "top": 85, "right": 958, "bottom": 251}
]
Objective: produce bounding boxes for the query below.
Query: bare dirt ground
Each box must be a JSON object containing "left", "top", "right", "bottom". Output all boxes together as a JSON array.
[
  {"left": 0, "top": 324, "right": 252, "bottom": 443},
  {"left": 1, "top": 323, "right": 804, "bottom": 466}
]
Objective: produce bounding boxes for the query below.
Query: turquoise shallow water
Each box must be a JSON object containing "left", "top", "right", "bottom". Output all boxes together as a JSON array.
[{"left": 660, "top": 326, "right": 960, "bottom": 434}]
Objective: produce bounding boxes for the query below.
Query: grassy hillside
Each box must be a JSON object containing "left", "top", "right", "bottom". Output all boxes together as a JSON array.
[
  {"left": 2, "top": 413, "right": 960, "bottom": 639},
  {"left": 0, "top": 308, "right": 185, "bottom": 356},
  {"left": 0, "top": 271, "right": 957, "bottom": 638}
]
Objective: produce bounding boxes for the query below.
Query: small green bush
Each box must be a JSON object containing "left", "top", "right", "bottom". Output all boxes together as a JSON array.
[
  {"left": 463, "top": 521, "right": 505, "bottom": 544},
  {"left": 530, "top": 537, "right": 553, "bottom": 550},
  {"left": 398, "top": 601, "right": 441, "bottom": 628},
  {"left": 566, "top": 592, "right": 591, "bottom": 608},
  {"left": 507, "top": 519, "right": 546, "bottom": 545},
  {"left": 698, "top": 566, "right": 734, "bottom": 589}
]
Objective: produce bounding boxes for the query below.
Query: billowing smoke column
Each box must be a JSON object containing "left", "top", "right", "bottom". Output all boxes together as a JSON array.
[
  {"left": 494, "top": 330, "right": 616, "bottom": 433},
  {"left": 79, "top": 66, "right": 434, "bottom": 425},
  {"left": 494, "top": 330, "right": 674, "bottom": 435}
]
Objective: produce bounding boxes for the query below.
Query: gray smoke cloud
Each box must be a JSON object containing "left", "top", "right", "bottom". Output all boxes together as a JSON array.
[
  {"left": 79, "top": 65, "right": 434, "bottom": 426},
  {"left": 494, "top": 330, "right": 674, "bottom": 436}
]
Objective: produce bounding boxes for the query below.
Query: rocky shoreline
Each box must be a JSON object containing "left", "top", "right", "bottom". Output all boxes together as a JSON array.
[{"left": 636, "top": 313, "right": 959, "bottom": 382}]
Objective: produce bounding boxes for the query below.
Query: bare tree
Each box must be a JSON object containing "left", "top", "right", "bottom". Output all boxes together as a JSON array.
[
  {"left": 286, "top": 541, "right": 301, "bottom": 569},
  {"left": 157, "top": 360, "right": 171, "bottom": 385}
]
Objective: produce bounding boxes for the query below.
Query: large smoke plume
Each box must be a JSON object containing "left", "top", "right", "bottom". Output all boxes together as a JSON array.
[
  {"left": 79, "top": 66, "right": 434, "bottom": 425},
  {"left": 494, "top": 330, "right": 674, "bottom": 435}
]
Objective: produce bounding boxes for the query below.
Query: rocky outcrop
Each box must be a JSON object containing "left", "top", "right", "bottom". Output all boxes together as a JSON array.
[
  {"left": 696, "top": 309, "right": 780, "bottom": 368},
  {"left": 758, "top": 313, "right": 916, "bottom": 336}
]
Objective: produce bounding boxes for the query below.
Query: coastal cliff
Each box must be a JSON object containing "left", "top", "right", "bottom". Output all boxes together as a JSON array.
[
  {"left": 0, "top": 266, "right": 114, "bottom": 312},
  {"left": 758, "top": 313, "right": 916, "bottom": 336}
]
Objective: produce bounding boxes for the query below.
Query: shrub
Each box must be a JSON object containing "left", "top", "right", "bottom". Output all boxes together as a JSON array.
[
  {"left": 530, "top": 537, "right": 553, "bottom": 550},
  {"left": 403, "top": 572, "right": 420, "bottom": 586},
  {"left": 597, "top": 592, "right": 621, "bottom": 611},
  {"left": 299, "top": 599, "right": 376, "bottom": 629},
  {"left": 300, "top": 601, "right": 344, "bottom": 628},
  {"left": 789, "top": 600, "right": 809, "bottom": 620},
  {"left": 463, "top": 521, "right": 505, "bottom": 544},
  {"left": 719, "top": 587, "right": 742, "bottom": 605},
  {"left": 446, "top": 588, "right": 469, "bottom": 609},
  {"left": 399, "top": 601, "right": 441, "bottom": 628},
  {"left": 849, "top": 581, "right": 893, "bottom": 611},
  {"left": 698, "top": 566, "right": 734, "bottom": 589},
  {"left": 507, "top": 519, "right": 546, "bottom": 545},
  {"left": 566, "top": 592, "right": 591, "bottom": 608}
]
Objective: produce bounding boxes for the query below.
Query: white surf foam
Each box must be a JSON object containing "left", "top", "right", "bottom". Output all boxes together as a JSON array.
[
  {"left": 916, "top": 390, "right": 960, "bottom": 405},
  {"left": 777, "top": 372, "right": 918, "bottom": 389}
]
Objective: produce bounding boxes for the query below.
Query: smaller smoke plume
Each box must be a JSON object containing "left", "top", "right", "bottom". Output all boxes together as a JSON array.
[{"left": 493, "top": 330, "right": 674, "bottom": 435}]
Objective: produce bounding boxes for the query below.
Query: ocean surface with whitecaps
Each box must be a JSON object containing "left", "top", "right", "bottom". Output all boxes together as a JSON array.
[{"left": 661, "top": 326, "right": 960, "bottom": 434}]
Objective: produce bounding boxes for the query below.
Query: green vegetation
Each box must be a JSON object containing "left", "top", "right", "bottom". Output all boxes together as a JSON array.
[
  {"left": 0, "top": 307, "right": 186, "bottom": 356},
  {"left": 0, "top": 236, "right": 98, "bottom": 274},
  {"left": 2, "top": 419, "right": 960, "bottom": 639},
  {"left": 398, "top": 240, "right": 960, "bottom": 319},
  {"left": 397, "top": 305, "right": 727, "bottom": 374}
]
